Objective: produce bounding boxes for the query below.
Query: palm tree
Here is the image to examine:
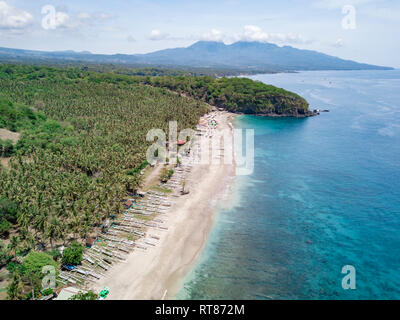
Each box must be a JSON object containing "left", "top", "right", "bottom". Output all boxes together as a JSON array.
[
  {"left": 46, "top": 216, "right": 62, "bottom": 249},
  {"left": 8, "top": 236, "right": 20, "bottom": 259}
]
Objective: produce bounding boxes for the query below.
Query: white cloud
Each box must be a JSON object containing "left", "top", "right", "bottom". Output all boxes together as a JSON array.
[
  {"left": 70, "top": 11, "right": 113, "bottom": 30},
  {"left": 365, "top": 6, "right": 400, "bottom": 21},
  {"left": 233, "top": 25, "right": 312, "bottom": 45},
  {"left": 236, "top": 25, "right": 269, "bottom": 42},
  {"left": 0, "top": 0, "right": 33, "bottom": 29},
  {"left": 333, "top": 38, "right": 344, "bottom": 47},
  {"left": 199, "top": 26, "right": 312, "bottom": 45},
  {"left": 44, "top": 10, "right": 113, "bottom": 31},
  {"left": 201, "top": 29, "right": 224, "bottom": 42},
  {"left": 78, "top": 12, "right": 91, "bottom": 20},
  {"left": 53, "top": 11, "right": 70, "bottom": 28},
  {"left": 148, "top": 29, "right": 170, "bottom": 41},
  {"left": 96, "top": 12, "right": 112, "bottom": 20},
  {"left": 127, "top": 35, "right": 136, "bottom": 42}
]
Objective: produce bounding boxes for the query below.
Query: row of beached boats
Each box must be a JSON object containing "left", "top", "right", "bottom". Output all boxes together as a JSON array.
[
  {"left": 56, "top": 157, "right": 195, "bottom": 290},
  {"left": 56, "top": 112, "right": 220, "bottom": 291}
]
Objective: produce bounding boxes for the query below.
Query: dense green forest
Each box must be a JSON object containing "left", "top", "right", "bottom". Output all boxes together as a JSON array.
[
  {"left": 0, "top": 55, "right": 268, "bottom": 77},
  {"left": 80, "top": 64, "right": 262, "bottom": 77},
  {"left": 0, "top": 63, "right": 310, "bottom": 298},
  {"left": 139, "top": 76, "right": 310, "bottom": 115},
  {"left": 79, "top": 66, "right": 310, "bottom": 115},
  {"left": 0, "top": 64, "right": 208, "bottom": 255}
]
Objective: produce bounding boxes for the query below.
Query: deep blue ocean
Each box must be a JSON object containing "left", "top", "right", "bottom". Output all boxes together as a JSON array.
[{"left": 177, "top": 70, "right": 400, "bottom": 300}]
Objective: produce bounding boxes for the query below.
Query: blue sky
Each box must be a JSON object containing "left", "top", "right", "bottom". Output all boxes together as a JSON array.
[{"left": 0, "top": 0, "right": 399, "bottom": 67}]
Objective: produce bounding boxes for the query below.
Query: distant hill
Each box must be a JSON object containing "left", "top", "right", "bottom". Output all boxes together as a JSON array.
[
  {"left": 136, "top": 41, "right": 392, "bottom": 71},
  {"left": 0, "top": 41, "right": 392, "bottom": 72}
]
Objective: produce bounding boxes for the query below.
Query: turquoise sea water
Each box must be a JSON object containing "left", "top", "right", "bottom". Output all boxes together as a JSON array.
[{"left": 177, "top": 70, "right": 400, "bottom": 300}]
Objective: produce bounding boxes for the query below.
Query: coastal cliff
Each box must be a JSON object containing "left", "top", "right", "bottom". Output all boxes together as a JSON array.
[{"left": 137, "top": 76, "right": 313, "bottom": 117}]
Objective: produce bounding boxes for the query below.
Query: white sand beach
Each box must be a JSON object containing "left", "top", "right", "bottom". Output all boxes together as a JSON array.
[{"left": 91, "top": 111, "right": 236, "bottom": 300}]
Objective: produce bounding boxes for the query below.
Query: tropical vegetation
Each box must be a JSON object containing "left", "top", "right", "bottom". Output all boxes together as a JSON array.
[
  {"left": 7, "top": 251, "right": 58, "bottom": 300},
  {"left": 61, "top": 242, "right": 84, "bottom": 266},
  {"left": 137, "top": 75, "right": 310, "bottom": 115},
  {"left": 0, "top": 63, "right": 310, "bottom": 299},
  {"left": 69, "top": 290, "right": 98, "bottom": 300}
]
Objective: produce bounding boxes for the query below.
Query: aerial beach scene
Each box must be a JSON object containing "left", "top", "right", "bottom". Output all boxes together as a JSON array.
[
  {"left": 0, "top": 0, "right": 400, "bottom": 307},
  {"left": 91, "top": 111, "right": 238, "bottom": 300}
]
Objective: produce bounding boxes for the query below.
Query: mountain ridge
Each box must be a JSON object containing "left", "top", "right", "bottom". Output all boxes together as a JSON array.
[{"left": 0, "top": 41, "right": 393, "bottom": 72}]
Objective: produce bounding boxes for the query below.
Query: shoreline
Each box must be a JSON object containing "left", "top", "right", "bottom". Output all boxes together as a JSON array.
[
  {"left": 91, "top": 111, "right": 237, "bottom": 300},
  {"left": 232, "top": 111, "right": 318, "bottom": 118}
]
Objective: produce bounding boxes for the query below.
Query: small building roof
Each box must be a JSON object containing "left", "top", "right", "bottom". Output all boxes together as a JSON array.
[{"left": 54, "top": 287, "right": 84, "bottom": 301}]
